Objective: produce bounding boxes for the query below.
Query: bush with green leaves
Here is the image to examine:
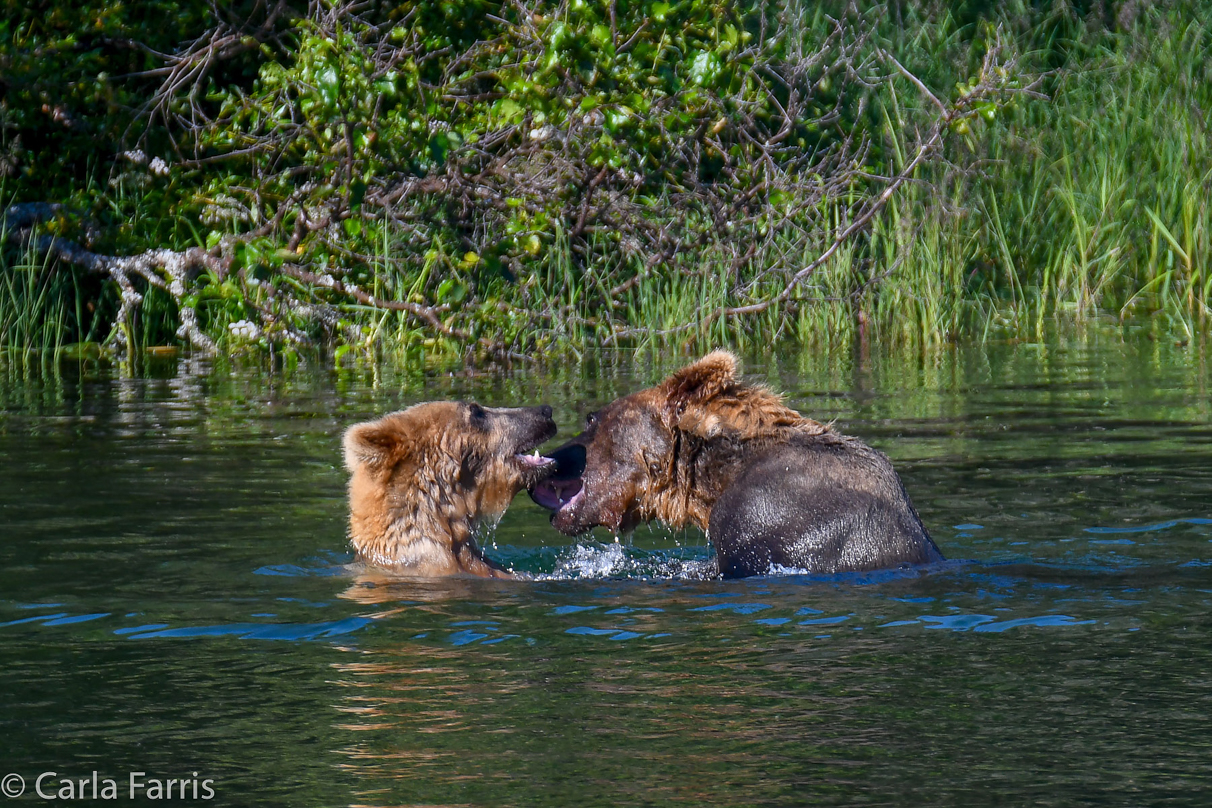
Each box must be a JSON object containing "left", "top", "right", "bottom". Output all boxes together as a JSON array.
[
  {"left": 6, "top": 0, "right": 1203, "bottom": 364},
  {"left": 186, "top": 0, "right": 896, "bottom": 351},
  {"left": 8, "top": 0, "right": 927, "bottom": 359}
]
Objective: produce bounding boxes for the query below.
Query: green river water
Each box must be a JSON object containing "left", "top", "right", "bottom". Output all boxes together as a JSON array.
[{"left": 2, "top": 329, "right": 1211, "bottom": 806}]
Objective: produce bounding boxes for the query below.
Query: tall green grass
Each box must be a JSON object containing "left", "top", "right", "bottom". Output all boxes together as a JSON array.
[
  {"left": 983, "top": 12, "right": 1210, "bottom": 336},
  {"left": 0, "top": 236, "right": 77, "bottom": 365},
  {"left": 905, "top": 8, "right": 1208, "bottom": 338},
  {"left": 778, "top": 6, "right": 1212, "bottom": 356}
]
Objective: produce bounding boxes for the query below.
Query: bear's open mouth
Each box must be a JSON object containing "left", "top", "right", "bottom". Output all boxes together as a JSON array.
[
  {"left": 514, "top": 450, "right": 556, "bottom": 469},
  {"left": 530, "top": 476, "right": 583, "bottom": 511},
  {"left": 528, "top": 444, "right": 585, "bottom": 513}
]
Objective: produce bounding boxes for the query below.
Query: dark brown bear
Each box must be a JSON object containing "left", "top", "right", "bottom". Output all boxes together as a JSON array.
[
  {"left": 530, "top": 351, "right": 942, "bottom": 577},
  {"left": 344, "top": 401, "right": 556, "bottom": 578}
]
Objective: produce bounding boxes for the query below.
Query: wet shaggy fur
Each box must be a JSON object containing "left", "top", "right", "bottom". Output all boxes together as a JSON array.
[
  {"left": 531, "top": 351, "right": 943, "bottom": 577},
  {"left": 344, "top": 401, "right": 556, "bottom": 578}
]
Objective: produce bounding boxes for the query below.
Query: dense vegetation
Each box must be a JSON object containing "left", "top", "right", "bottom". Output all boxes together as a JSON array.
[{"left": 1, "top": 0, "right": 1208, "bottom": 365}]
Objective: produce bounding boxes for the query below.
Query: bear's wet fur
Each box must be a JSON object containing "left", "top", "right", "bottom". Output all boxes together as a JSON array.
[
  {"left": 530, "top": 351, "right": 943, "bottom": 577},
  {"left": 344, "top": 401, "right": 556, "bottom": 577}
]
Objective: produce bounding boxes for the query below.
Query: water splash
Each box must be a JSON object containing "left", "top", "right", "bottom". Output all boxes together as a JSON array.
[
  {"left": 548, "top": 543, "right": 629, "bottom": 578},
  {"left": 536, "top": 542, "right": 717, "bottom": 580}
]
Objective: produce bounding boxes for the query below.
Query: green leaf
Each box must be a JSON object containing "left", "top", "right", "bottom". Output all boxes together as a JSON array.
[
  {"left": 496, "top": 98, "right": 524, "bottom": 123},
  {"left": 437, "top": 278, "right": 467, "bottom": 303},
  {"left": 605, "top": 106, "right": 633, "bottom": 131},
  {"left": 317, "top": 65, "right": 339, "bottom": 106},
  {"left": 721, "top": 24, "right": 739, "bottom": 51},
  {"left": 547, "top": 21, "right": 569, "bottom": 49},
  {"left": 590, "top": 24, "right": 612, "bottom": 47},
  {"left": 688, "top": 51, "right": 722, "bottom": 87}
]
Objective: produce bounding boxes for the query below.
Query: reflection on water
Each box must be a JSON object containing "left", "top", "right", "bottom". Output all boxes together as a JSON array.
[{"left": 2, "top": 330, "right": 1211, "bottom": 805}]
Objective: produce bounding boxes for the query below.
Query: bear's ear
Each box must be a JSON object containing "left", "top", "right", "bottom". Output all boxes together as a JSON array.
[
  {"left": 661, "top": 350, "right": 738, "bottom": 414},
  {"left": 343, "top": 417, "right": 406, "bottom": 472}
]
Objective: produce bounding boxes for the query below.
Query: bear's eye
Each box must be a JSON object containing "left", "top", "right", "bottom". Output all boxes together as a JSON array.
[{"left": 585, "top": 412, "right": 598, "bottom": 427}]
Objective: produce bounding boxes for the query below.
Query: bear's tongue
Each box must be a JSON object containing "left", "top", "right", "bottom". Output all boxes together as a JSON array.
[{"left": 529, "top": 477, "right": 583, "bottom": 511}]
